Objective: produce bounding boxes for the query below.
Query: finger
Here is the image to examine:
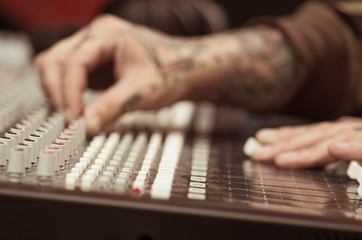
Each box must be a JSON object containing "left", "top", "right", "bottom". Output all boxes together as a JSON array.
[
  {"left": 84, "top": 77, "right": 144, "bottom": 136},
  {"left": 274, "top": 140, "right": 334, "bottom": 168},
  {"left": 84, "top": 86, "right": 121, "bottom": 136},
  {"left": 35, "top": 28, "right": 88, "bottom": 110},
  {"left": 63, "top": 32, "right": 117, "bottom": 121},
  {"left": 255, "top": 125, "right": 308, "bottom": 144},
  {"left": 36, "top": 61, "right": 64, "bottom": 110},
  {"left": 252, "top": 122, "right": 342, "bottom": 161},
  {"left": 84, "top": 62, "right": 167, "bottom": 136},
  {"left": 252, "top": 127, "right": 332, "bottom": 162},
  {"left": 328, "top": 141, "right": 362, "bottom": 161}
]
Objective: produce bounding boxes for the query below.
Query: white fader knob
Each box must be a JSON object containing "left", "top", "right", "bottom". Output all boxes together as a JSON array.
[
  {"left": 46, "top": 146, "right": 62, "bottom": 172},
  {"left": 51, "top": 141, "right": 66, "bottom": 169},
  {"left": 5, "top": 131, "right": 21, "bottom": 146},
  {"left": 243, "top": 137, "right": 263, "bottom": 157},
  {"left": 24, "top": 138, "right": 38, "bottom": 166},
  {"left": 7, "top": 148, "right": 26, "bottom": 182},
  {"left": 169, "top": 101, "right": 195, "bottom": 131},
  {"left": 346, "top": 161, "right": 362, "bottom": 198},
  {"left": 29, "top": 134, "right": 42, "bottom": 161},
  {"left": 347, "top": 161, "right": 362, "bottom": 180},
  {"left": 37, "top": 150, "right": 56, "bottom": 178},
  {"left": 0, "top": 136, "right": 13, "bottom": 149},
  {"left": 61, "top": 133, "right": 76, "bottom": 157},
  {"left": 56, "top": 137, "right": 71, "bottom": 163},
  {"left": 155, "top": 107, "right": 170, "bottom": 130},
  {"left": 17, "top": 143, "right": 33, "bottom": 171},
  {"left": 0, "top": 141, "right": 9, "bottom": 167}
]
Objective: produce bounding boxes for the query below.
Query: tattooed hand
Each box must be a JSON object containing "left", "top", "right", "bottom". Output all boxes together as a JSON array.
[
  {"left": 251, "top": 116, "right": 362, "bottom": 168},
  {"left": 35, "top": 15, "right": 199, "bottom": 135},
  {"left": 36, "top": 14, "right": 298, "bottom": 135}
]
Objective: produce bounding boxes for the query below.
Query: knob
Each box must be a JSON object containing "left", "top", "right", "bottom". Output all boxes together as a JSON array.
[{"left": 37, "top": 150, "right": 56, "bottom": 177}]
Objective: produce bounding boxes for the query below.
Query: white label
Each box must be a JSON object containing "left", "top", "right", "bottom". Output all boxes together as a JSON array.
[
  {"left": 190, "top": 176, "right": 206, "bottom": 182},
  {"left": 190, "top": 182, "right": 206, "bottom": 188},
  {"left": 191, "top": 165, "right": 208, "bottom": 171},
  {"left": 191, "top": 170, "right": 207, "bottom": 177},
  {"left": 188, "top": 187, "right": 206, "bottom": 194},
  {"left": 191, "top": 160, "right": 208, "bottom": 166},
  {"left": 187, "top": 193, "right": 206, "bottom": 200}
]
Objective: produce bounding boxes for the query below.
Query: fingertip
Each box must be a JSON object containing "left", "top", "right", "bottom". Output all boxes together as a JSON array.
[
  {"left": 62, "top": 62, "right": 87, "bottom": 118},
  {"left": 66, "top": 108, "right": 81, "bottom": 123},
  {"left": 243, "top": 137, "right": 262, "bottom": 157},
  {"left": 50, "top": 91, "right": 65, "bottom": 113},
  {"left": 50, "top": 102, "right": 63, "bottom": 114},
  {"left": 251, "top": 146, "right": 274, "bottom": 162},
  {"left": 84, "top": 108, "right": 102, "bottom": 136},
  {"left": 328, "top": 142, "right": 350, "bottom": 159},
  {"left": 274, "top": 152, "right": 300, "bottom": 168},
  {"left": 255, "top": 128, "right": 277, "bottom": 143},
  {"left": 36, "top": 62, "right": 65, "bottom": 112},
  {"left": 84, "top": 83, "right": 127, "bottom": 134}
]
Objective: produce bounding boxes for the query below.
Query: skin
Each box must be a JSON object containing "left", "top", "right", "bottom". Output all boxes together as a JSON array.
[
  {"left": 36, "top": 14, "right": 297, "bottom": 135},
  {"left": 36, "top": 14, "right": 362, "bottom": 168},
  {"left": 253, "top": 116, "right": 362, "bottom": 168}
]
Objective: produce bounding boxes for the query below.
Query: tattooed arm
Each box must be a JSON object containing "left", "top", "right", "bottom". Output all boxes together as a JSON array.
[
  {"left": 184, "top": 26, "right": 298, "bottom": 112},
  {"left": 36, "top": 13, "right": 362, "bottom": 169},
  {"left": 35, "top": 14, "right": 298, "bottom": 135}
]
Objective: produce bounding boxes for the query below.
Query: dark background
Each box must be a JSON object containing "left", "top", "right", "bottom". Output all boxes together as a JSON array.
[{"left": 0, "top": 0, "right": 305, "bottom": 52}]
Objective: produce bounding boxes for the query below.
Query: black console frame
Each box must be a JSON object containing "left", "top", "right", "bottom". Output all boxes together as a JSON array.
[{"left": 0, "top": 181, "right": 361, "bottom": 240}]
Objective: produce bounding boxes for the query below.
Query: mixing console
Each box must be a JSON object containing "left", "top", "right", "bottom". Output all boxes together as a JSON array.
[{"left": 0, "top": 32, "right": 362, "bottom": 240}]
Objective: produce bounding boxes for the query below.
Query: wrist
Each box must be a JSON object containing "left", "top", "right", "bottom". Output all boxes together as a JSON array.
[
  {"left": 179, "top": 26, "right": 298, "bottom": 111},
  {"left": 166, "top": 34, "right": 240, "bottom": 102}
]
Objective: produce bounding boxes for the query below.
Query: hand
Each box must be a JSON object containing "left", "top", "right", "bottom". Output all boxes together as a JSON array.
[
  {"left": 251, "top": 116, "right": 362, "bottom": 168},
  {"left": 35, "top": 14, "right": 200, "bottom": 135},
  {"left": 35, "top": 14, "right": 301, "bottom": 136}
]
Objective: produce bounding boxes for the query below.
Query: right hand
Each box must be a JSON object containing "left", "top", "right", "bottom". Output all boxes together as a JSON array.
[
  {"left": 252, "top": 116, "right": 362, "bottom": 168},
  {"left": 35, "top": 14, "right": 198, "bottom": 135}
]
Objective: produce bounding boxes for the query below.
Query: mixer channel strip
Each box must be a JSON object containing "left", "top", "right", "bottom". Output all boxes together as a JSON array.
[{"left": 0, "top": 101, "right": 201, "bottom": 201}]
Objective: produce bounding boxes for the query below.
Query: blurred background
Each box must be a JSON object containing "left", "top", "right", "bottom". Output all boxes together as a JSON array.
[{"left": 0, "top": 0, "right": 305, "bottom": 53}]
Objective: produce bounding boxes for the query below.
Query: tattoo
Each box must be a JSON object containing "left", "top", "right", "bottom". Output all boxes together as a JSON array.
[
  {"left": 116, "top": 24, "right": 298, "bottom": 112},
  {"left": 161, "top": 58, "right": 194, "bottom": 85},
  {"left": 73, "top": 32, "right": 97, "bottom": 50},
  {"left": 214, "top": 55, "right": 222, "bottom": 64},
  {"left": 128, "top": 32, "right": 162, "bottom": 68},
  {"left": 159, "top": 59, "right": 194, "bottom": 85},
  {"left": 159, "top": 59, "right": 194, "bottom": 75},
  {"left": 197, "top": 62, "right": 206, "bottom": 69},
  {"left": 222, "top": 26, "right": 297, "bottom": 111},
  {"left": 121, "top": 94, "right": 142, "bottom": 113},
  {"left": 149, "top": 84, "right": 159, "bottom": 92},
  {"left": 122, "top": 28, "right": 199, "bottom": 87}
]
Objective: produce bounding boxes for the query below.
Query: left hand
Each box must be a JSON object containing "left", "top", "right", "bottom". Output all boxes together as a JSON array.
[{"left": 251, "top": 116, "right": 362, "bottom": 168}]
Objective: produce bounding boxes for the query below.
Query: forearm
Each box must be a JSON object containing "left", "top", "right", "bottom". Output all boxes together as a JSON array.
[
  {"left": 149, "top": 0, "right": 362, "bottom": 118},
  {"left": 146, "top": 25, "right": 299, "bottom": 113},
  {"left": 185, "top": 25, "right": 298, "bottom": 112}
]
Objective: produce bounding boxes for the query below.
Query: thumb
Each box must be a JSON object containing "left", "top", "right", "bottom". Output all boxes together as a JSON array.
[
  {"left": 84, "top": 84, "right": 124, "bottom": 136},
  {"left": 84, "top": 81, "right": 144, "bottom": 136}
]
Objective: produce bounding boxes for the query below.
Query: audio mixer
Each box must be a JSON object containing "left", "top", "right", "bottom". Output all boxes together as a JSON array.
[{"left": 0, "top": 32, "right": 361, "bottom": 240}]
